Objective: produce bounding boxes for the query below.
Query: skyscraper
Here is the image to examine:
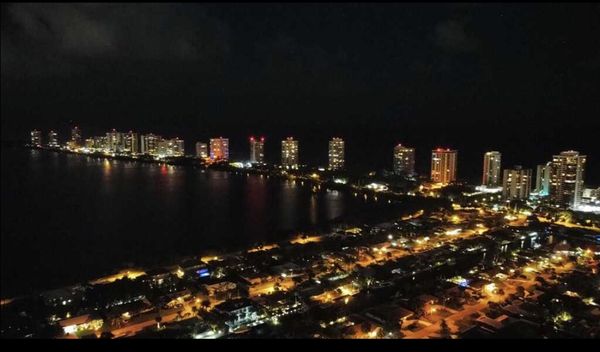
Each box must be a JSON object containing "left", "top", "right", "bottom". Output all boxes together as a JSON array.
[
  {"left": 31, "top": 130, "right": 42, "bottom": 146},
  {"left": 48, "top": 130, "right": 59, "bottom": 147},
  {"left": 550, "top": 150, "right": 586, "bottom": 207},
  {"left": 195, "top": 142, "right": 208, "bottom": 159},
  {"left": 210, "top": 137, "right": 229, "bottom": 161},
  {"left": 502, "top": 166, "right": 532, "bottom": 200},
  {"left": 535, "top": 162, "right": 552, "bottom": 196},
  {"left": 431, "top": 148, "right": 457, "bottom": 184},
  {"left": 141, "top": 133, "right": 161, "bottom": 155},
  {"left": 281, "top": 137, "right": 299, "bottom": 169},
  {"left": 125, "top": 131, "right": 139, "bottom": 154},
  {"left": 482, "top": 151, "right": 502, "bottom": 187},
  {"left": 71, "top": 126, "right": 82, "bottom": 146},
  {"left": 249, "top": 137, "right": 265, "bottom": 163},
  {"left": 328, "top": 138, "right": 345, "bottom": 171},
  {"left": 174, "top": 138, "right": 184, "bottom": 156},
  {"left": 157, "top": 138, "right": 184, "bottom": 157},
  {"left": 157, "top": 140, "right": 169, "bottom": 156},
  {"left": 393, "top": 144, "right": 415, "bottom": 176},
  {"left": 94, "top": 136, "right": 107, "bottom": 150},
  {"left": 106, "top": 130, "right": 125, "bottom": 153}
]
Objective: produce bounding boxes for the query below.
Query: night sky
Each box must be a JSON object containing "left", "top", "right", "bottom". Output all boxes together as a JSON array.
[{"left": 2, "top": 3, "right": 599, "bottom": 182}]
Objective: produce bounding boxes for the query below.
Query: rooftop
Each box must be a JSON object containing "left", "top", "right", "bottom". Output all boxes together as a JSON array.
[{"left": 214, "top": 298, "right": 256, "bottom": 313}]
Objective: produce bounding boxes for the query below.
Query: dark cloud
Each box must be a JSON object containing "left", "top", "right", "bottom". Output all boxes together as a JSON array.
[
  {"left": 1, "top": 3, "right": 230, "bottom": 77},
  {"left": 9, "top": 4, "right": 114, "bottom": 56}
]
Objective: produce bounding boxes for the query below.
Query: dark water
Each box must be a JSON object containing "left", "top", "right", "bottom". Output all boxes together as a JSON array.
[{"left": 1, "top": 147, "right": 419, "bottom": 298}]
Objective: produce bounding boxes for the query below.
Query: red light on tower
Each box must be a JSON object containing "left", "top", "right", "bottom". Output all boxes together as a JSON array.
[
  {"left": 250, "top": 136, "right": 255, "bottom": 141},
  {"left": 260, "top": 136, "right": 265, "bottom": 142}
]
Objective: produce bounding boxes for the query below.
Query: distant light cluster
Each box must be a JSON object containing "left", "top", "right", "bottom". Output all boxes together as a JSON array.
[{"left": 29, "top": 127, "right": 596, "bottom": 211}]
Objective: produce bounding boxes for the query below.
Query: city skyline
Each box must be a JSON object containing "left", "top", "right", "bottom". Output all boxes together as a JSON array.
[
  {"left": 3, "top": 3, "right": 600, "bottom": 341},
  {"left": 28, "top": 126, "right": 596, "bottom": 190},
  {"left": 13, "top": 127, "right": 600, "bottom": 340},
  {"left": 3, "top": 3, "right": 599, "bottom": 181},
  {"left": 23, "top": 125, "right": 599, "bottom": 186}
]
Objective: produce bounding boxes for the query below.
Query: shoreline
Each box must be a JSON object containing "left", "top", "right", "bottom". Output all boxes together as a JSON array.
[
  {"left": 0, "top": 203, "right": 434, "bottom": 303},
  {"left": 3, "top": 146, "right": 449, "bottom": 301},
  {"left": 23, "top": 144, "right": 444, "bottom": 203}
]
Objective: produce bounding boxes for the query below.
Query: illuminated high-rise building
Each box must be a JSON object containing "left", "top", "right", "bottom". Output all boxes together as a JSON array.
[
  {"left": 174, "top": 138, "right": 184, "bottom": 156},
  {"left": 48, "top": 130, "right": 59, "bottom": 147},
  {"left": 31, "top": 130, "right": 42, "bottom": 146},
  {"left": 157, "top": 138, "right": 184, "bottom": 157},
  {"left": 502, "top": 166, "right": 532, "bottom": 200},
  {"left": 195, "top": 142, "right": 208, "bottom": 159},
  {"left": 550, "top": 150, "right": 586, "bottom": 207},
  {"left": 431, "top": 148, "right": 457, "bottom": 184},
  {"left": 157, "top": 140, "right": 169, "bottom": 156},
  {"left": 125, "top": 131, "right": 139, "bottom": 154},
  {"left": 210, "top": 137, "right": 229, "bottom": 161},
  {"left": 281, "top": 137, "right": 299, "bottom": 169},
  {"left": 249, "top": 136, "right": 265, "bottom": 163},
  {"left": 71, "top": 126, "right": 82, "bottom": 146},
  {"left": 535, "top": 162, "right": 552, "bottom": 196},
  {"left": 482, "top": 151, "right": 501, "bottom": 187},
  {"left": 141, "top": 133, "right": 161, "bottom": 155},
  {"left": 94, "top": 136, "right": 108, "bottom": 150},
  {"left": 393, "top": 144, "right": 415, "bottom": 176},
  {"left": 85, "top": 139, "right": 95, "bottom": 149},
  {"left": 328, "top": 138, "right": 345, "bottom": 171},
  {"left": 106, "top": 130, "right": 125, "bottom": 152}
]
